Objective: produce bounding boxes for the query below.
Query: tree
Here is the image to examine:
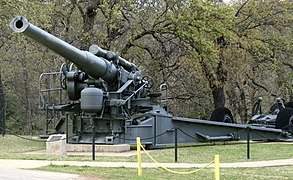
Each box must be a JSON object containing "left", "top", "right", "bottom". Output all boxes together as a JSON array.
[
  {"left": 169, "top": 0, "right": 236, "bottom": 110},
  {"left": 1, "top": 0, "right": 57, "bottom": 134},
  {"left": 0, "top": 72, "right": 5, "bottom": 135},
  {"left": 224, "top": 0, "right": 293, "bottom": 122}
]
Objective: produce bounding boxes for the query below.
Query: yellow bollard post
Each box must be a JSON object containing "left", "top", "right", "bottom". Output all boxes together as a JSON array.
[
  {"left": 136, "top": 137, "right": 142, "bottom": 176},
  {"left": 214, "top": 155, "right": 220, "bottom": 180}
]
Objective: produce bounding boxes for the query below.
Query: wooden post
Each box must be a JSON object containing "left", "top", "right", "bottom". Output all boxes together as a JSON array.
[
  {"left": 214, "top": 155, "right": 220, "bottom": 180},
  {"left": 136, "top": 137, "right": 142, "bottom": 176}
]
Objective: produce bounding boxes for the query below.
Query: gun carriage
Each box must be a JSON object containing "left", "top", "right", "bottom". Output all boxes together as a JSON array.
[{"left": 10, "top": 16, "right": 292, "bottom": 147}]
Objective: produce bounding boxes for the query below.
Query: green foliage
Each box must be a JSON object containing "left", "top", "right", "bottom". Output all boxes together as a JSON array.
[{"left": 172, "top": 1, "right": 235, "bottom": 56}]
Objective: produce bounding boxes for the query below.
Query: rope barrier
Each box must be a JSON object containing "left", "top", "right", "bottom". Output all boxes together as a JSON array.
[
  {"left": 0, "top": 126, "right": 92, "bottom": 143},
  {"left": 177, "top": 128, "right": 201, "bottom": 141},
  {"left": 140, "top": 143, "right": 215, "bottom": 174},
  {"left": 250, "top": 128, "right": 269, "bottom": 139},
  {"left": 136, "top": 137, "right": 219, "bottom": 179},
  {"left": 117, "top": 130, "right": 169, "bottom": 141}
]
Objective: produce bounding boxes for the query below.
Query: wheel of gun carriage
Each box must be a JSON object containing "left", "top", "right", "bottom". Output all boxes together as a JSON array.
[
  {"left": 285, "top": 101, "right": 293, "bottom": 108},
  {"left": 275, "top": 107, "right": 293, "bottom": 132},
  {"left": 270, "top": 100, "right": 293, "bottom": 113},
  {"left": 210, "top": 107, "right": 235, "bottom": 123}
]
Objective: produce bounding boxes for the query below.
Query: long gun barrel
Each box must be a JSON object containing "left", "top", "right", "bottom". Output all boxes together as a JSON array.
[
  {"left": 89, "top": 44, "right": 137, "bottom": 72},
  {"left": 9, "top": 16, "right": 117, "bottom": 82}
]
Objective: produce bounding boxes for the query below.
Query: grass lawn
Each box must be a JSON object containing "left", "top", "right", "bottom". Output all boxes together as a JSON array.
[
  {"left": 1, "top": 135, "right": 293, "bottom": 163},
  {"left": 39, "top": 164, "right": 293, "bottom": 180},
  {"left": 1, "top": 135, "right": 293, "bottom": 179}
]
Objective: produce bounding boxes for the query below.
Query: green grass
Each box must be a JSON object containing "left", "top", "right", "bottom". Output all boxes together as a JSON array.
[
  {"left": 38, "top": 165, "right": 293, "bottom": 180},
  {"left": 1, "top": 135, "right": 293, "bottom": 163},
  {"left": 1, "top": 135, "right": 293, "bottom": 179},
  {"left": 138, "top": 142, "right": 293, "bottom": 163},
  {"left": 0, "top": 135, "right": 46, "bottom": 153}
]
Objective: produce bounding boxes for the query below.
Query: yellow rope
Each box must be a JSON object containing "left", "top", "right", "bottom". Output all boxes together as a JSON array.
[{"left": 140, "top": 144, "right": 214, "bottom": 175}]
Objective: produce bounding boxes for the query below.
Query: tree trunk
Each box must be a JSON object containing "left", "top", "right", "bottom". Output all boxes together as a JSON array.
[
  {"left": 212, "top": 86, "right": 225, "bottom": 109},
  {"left": 0, "top": 71, "right": 5, "bottom": 135},
  {"left": 77, "top": 1, "right": 101, "bottom": 49},
  {"left": 237, "top": 84, "right": 249, "bottom": 123},
  {"left": 200, "top": 58, "right": 227, "bottom": 109}
]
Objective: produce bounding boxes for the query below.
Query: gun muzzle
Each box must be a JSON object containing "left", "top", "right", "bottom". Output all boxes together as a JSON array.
[{"left": 10, "top": 16, "right": 117, "bottom": 82}]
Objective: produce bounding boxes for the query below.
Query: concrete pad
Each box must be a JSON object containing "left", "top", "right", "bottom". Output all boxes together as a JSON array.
[
  {"left": 45, "top": 134, "right": 130, "bottom": 154},
  {"left": 67, "top": 150, "right": 138, "bottom": 157},
  {"left": 23, "top": 149, "right": 138, "bottom": 157},
  {"left": 66, "top": 143, "right": 130, "bottom": 153}
]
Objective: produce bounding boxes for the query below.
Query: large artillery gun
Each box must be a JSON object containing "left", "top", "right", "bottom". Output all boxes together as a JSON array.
[{"left": 10, "top": 16, "right": 293, "bottom": 146}]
